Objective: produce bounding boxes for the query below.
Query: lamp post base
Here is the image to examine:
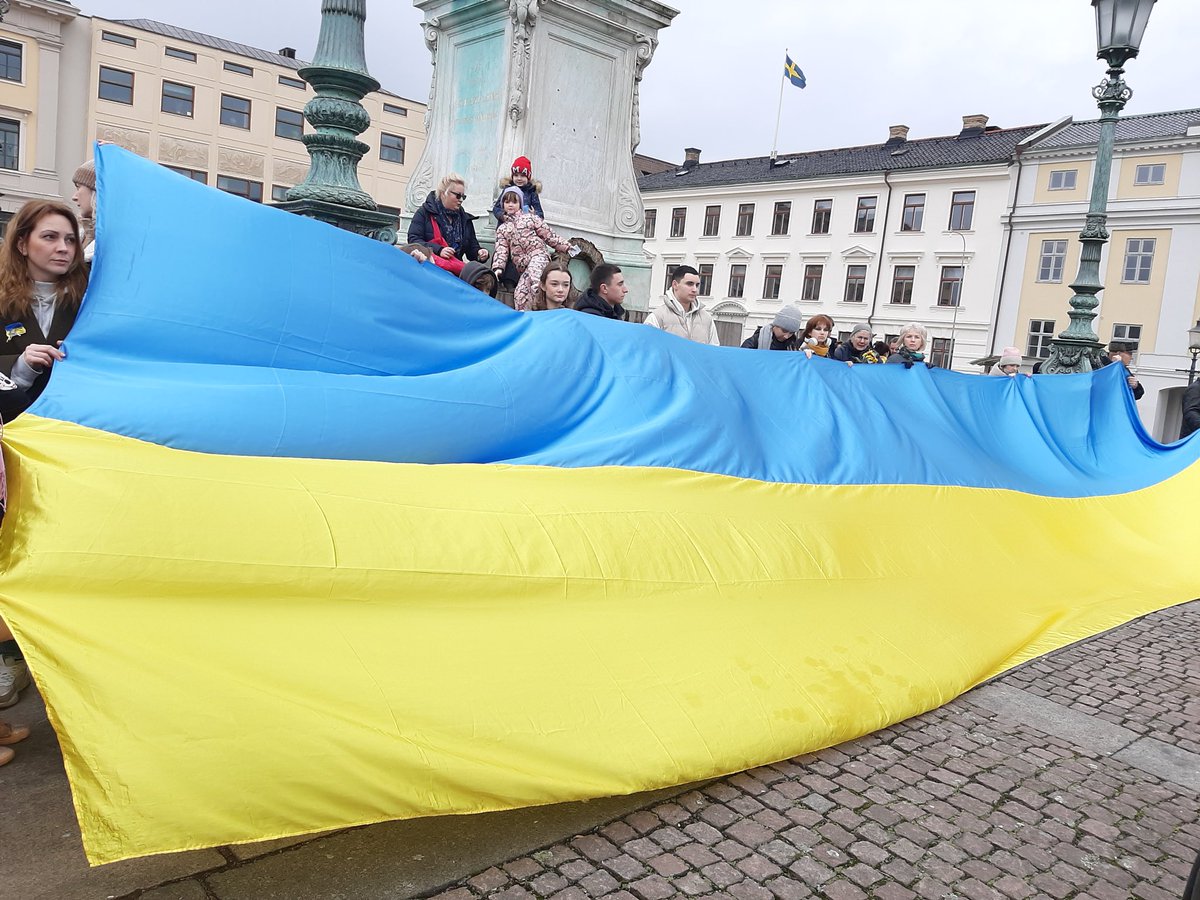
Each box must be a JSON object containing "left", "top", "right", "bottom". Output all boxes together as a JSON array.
[
  {"left": 272, "top": 199, "right": 398, "bottom": 245},
  {"left": 1041, "top": 337, "right": 1108, "bottom": 375}
]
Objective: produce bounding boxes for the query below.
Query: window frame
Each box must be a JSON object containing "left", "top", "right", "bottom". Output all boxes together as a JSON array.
[
  {"left": 810, "top": 199, "right": 832, "bottom": 235},
  {"left": 1037, "top": 239, "right": 1068, "bottom": 283},
  {"left": 1122, "top": 237, "right": 1155, "bottom": 283},
  {"left": 1048, "top": 169, "right": 1077, "bottom": 191},
  {"left": 165, "top": 165, "right": 207, "bottom": 184},
  {"left": 161, "top": 80, "right": 195, "bottom": 117},
  {"left": 1026, "top": 319, "right": 1056, "bottom": 359},
  {"left": 101, "top": 30, "right": 137, "bottom": 47},
  {"left": 930, "top": 337, "right": 954, "bottom": 369},
  {"left": 703, "top": 204, "right": 721, "bottom": 237},
  {"left": 736, "top": 203, "right": 755, "bottom": 237},
  {"left": 1111, "top": 323, "right": 1142, "bottom": 353},
  {"left": 216, "top": 174, "right": 263, "bottom": 202},
  {"left": 900, "top": 193, "right": 925, "bottom": 232},
  {"left": 801, "top": 264, "right": 823, "bottom": 302},
  {"left": 697, "top": 263, "right": 714, "bottom": 297},
  {"left": 948, "top": 190, "right": 976, "bottom": 231},
  {"left": 727, "top": 264, "right": 746, "bottom": 298},
  {"left": 669, "top": 207, "right": 687, "bottom": 238},
  {"left": 0, "top": 39, "right": 23, "bottom": 83},
  {"left": 762, "top": 264, "right": 783, "bottom": 300},
  {"left": 0, "top": 117, "right": 19, "bottom": 171},
  {"left": 382, "top": 102, "right": 408, "bottom": 116},
  {"left": 165, "top": 47, "right": 197, "bottom": 62},
  {"left": 223, "top": 60, "right": 254, "bottom": 77},
  {"left": 271, "top": 184, "right": 291, "bottom": 203},
  {"left": 771, "top": 201, "right": 791, "bottom": 236},
  {"left": 98, "top": 65, "right": 135, "bottom": 105},
  {"left": 275, "top": 107, "right": 305, "bottom": 141},
  {"left": 380, "top": 133, "right": 406, "bottom": 164},
  {"left": 279, "top": 74, "right": 307, "bottom": 90},
  {"left": 890, "top": 265, "right": 915, "bottom": 304},
  {"left": 843, "top": 265, "right": 867, "bottom": 303},
  {"left": 219, "top": 93, "right": 252, "bottom": 129},
  {"left": 854, "top": 196, "right": 877, "bottom": 234},
  {"left": 938, "top": 265, "right": 964, "bottom": 307},
  {"left": 1133, "top": 163, "right": 1166, "bottom": 185},
  {"left": 643, "top": 209, "right": 656, "bottom": 239}
]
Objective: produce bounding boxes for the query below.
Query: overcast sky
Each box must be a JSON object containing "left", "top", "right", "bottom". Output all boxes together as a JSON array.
[{"left": 81, "top": 0, "right": 1200, "bottom": 164}]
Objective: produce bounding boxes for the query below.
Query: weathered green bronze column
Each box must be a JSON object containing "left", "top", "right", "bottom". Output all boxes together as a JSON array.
[{"left": 273, "top": 0, "right": 397, "bottom": 243}]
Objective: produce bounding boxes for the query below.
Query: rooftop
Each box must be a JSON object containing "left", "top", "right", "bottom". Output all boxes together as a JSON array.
[
  {"left": 1034, "top": 107, "right": 1200, "bottom": 150},
  {"left": 637, "top": 123, "right": 1046, "bottom": 193},
  {"left": 109, "top": 18, "right": 418, "bottom": 103}
]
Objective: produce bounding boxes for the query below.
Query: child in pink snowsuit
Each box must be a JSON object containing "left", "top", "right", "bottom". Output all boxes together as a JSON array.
[{"left": 492, "top": 187, "right": 574, "bottom": 311}]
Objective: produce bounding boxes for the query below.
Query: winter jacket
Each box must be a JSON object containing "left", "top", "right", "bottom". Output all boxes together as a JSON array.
[
  {"left": 832, "top": 342, "right": 885, "bottom": 364},
  {"left": 574, "top": 288, "right": 626, "bottom": 320},
  {"left": 741, "top": 326, "right": 799, "bottom": 351},
  {"left": 491, "top": 212, "right": 571, "bottom": 274},
  {"left": 408, "top": 191, "right": 483, "bottom": 263},
  {"left": 644, "top": 292, "right": 720, "bottom": 345},
  {"left": 887, "top": 348, "right": 933, "bottom": 369},
  {"left": 0, "top": 298, "right": 78, "bottom": 404},
  {"left": 1180, "top": 380, "right": 1200, "bottom": 439},
  {"left": 491, "top": 179, "right": 544, "bottom": 225}
]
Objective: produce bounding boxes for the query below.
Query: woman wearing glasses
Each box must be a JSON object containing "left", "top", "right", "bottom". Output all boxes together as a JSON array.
[{"left": 407, "top": 173, "right": 489, "bottom": 277}]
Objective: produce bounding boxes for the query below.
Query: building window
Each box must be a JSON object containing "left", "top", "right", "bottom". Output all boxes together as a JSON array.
[
  {"left": 1111, "top": 323, "right": 1142, "bottom": 353},
  {"left": 854, "top": 197, "right": 876, "bottom": 233},
  {"left": 0, "top": 40, "right": 22, "bottom": 82},
  {"left": 703, "top": 205, "right": 721, "bottom": 237},
  {"left": 714, "top": 318, "right": 744, "bottom": 347},
  {"left": 771, "top": 201, "right": 791, "bottom": 236},
  {"left": 1037, "top": 239, "right": 1068, "bottom": 283},
  {"left": 811, "top": 199, "right": 832, "bottom": 234},
  {"left": 271, "top": 185, "right": 291, "bottom": 202},
  {"left": 643, "top": 209, "right": 656, "bottom": 239},
  {"left": 276, "top": 107, "right": 304, "bottom": 140},
  {"left": 698, "top": 263, "right": 714, "bottom": 297},
  {"left": 380, "top": 133, "right": 405, "bottom": 163},
  {"left": 165, "top": 47, "right": 197, "bottom": 62},
  {"left": 0, "top": 118, "right": 18, "bottom": 171},
  {"left": 223, "top": 61, "right": 254, "bottom": 76},
  {"left": 949, "top": 190, "right": 976, "bottom": 231},
  {"left": 843, "top": 265, "right": 867, "bottom": 303},
  {"left": 216, "top": 175, "right": 263, "bottom": 202},
  {"left": 1122, "top": 238, "right": 1155, "bottom": 283},
  {"left": 670, "top": 207, "right": 686, "bottom": 238},
  {"left": 736, "top": 203, "right": 754, "bottom": 237},
  {"left": 1048, "top": 169, "right": 1077, "bottom": 191},
  {"left": 890, "top": 265, "right": 915, "bottom": 304},
  {"left": 900, "top": 194, "right": 925, "bottom": 232},
  {"left": 938, "top": 265, "right": 963, "bottom": 306},
  {"left": 279, "top": 74, "right": 306, "bottom": 90},
  {"left": 101, "top": 30, "right": 137, "bottom": 47},
  {"left": 728, "top": 264, "right": 746, "bottom": 298},
  {"left": 1027, "top": 319, "right": 1056, "bottom": 359},
  {"left": 802, "top": 264, "right": 823, "bottom": 301},
  {"left": 930, "top": 337, "right": 954, "bottom": 369},
  {"left": 165, "top": 165, "right": 207, "bottom": 183},
  {"left": 763, "top": 264, "right": 783, "bottom": 300},
  {"left": 98, "top": 66, "right": 135, "bottom": 104},
  {"left": 383, "top": 102, "right": 408, "bottom": 116},
  {"left": 220, "top": 94, "right": 252, "bottom": 129},
  {"left": 161, "top": 81, "right": 195, "bottom": 117},
  {"left": 1134, "top": 163, "right": 1165, "bottom": 185}
]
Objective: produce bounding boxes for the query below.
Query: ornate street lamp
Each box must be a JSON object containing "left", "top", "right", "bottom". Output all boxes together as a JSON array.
[
  {"left": 1187, "top": 319, "right": 1200, "bottom": 386},
  {"left": 1042, "top": 0, "right": 1157, "bottom": 375}
]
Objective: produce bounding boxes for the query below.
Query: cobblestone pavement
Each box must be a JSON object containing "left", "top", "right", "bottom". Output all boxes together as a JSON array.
[{"left": 427, "top": 601, "right": 1200, "bottom": 900}]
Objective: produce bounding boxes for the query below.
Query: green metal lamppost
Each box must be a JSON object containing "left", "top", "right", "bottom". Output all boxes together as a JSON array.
[
  {"left": 1042, "top": 0, "right": 1157, "bottom": 375},
  {"left": 1187, "top": 320, "right": 1200, "bottom": 386},
  {"left": 273, "top": 0, "right": 397, "bottom": 243}
]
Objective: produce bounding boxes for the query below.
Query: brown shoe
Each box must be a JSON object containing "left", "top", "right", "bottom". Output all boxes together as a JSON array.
[
  {"left": 0, "top": 721, "right": 30, "bottom": 745},
  {"left": 0, "top": 745, "right": 12, "bottom": 766}
]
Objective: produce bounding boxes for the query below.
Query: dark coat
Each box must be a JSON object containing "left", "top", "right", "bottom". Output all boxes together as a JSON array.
[
  {"left": 887, "top": 349, "right": 933, "bottom": 369},
  {"left": 0, "top": 300, "right": 78, "bottom": 405},
  {"left": 833, "top": 342, "right": 887, "bottom": 364},
  {"left": 741, "top": 326, "right": 799, "bottom": 351},
  {"left": 1180, "top": 379, "right": 1200, "bottom": 439},
  {"left": 408, "top": 192, "right": 483, "bottom": 263},
  {"left": 574, "top": 288, "right": 626, "bottom": 320},
  {"left": 491, "top": 181, "right": 544, "bottom": 225}
]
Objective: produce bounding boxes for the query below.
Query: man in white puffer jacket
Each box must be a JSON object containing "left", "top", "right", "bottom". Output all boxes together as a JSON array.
[{"left": 644, "top": 265, "right": 720, "bottom": 346}]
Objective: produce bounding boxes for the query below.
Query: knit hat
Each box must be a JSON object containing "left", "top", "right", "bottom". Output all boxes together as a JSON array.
[
  {"left": 73, "top": 159, "right": 96, "bottom": 190},
  {"left": 997, "top": 346, "right": 1022, "bottom": 368},
  {"left": 848, "top": 323, "right": 871, "bottom": 340},
  {"left": 500, "top": 186, "right": 524, "bottom": 204},
  {"left": 511, "top": 156, "right": 532, "bottom": 176},
  {"left": 772, "top": 305, "right": 803, "bottom": 334}
]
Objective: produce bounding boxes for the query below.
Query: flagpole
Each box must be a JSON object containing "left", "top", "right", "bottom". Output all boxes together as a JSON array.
[{"left": 770, "top": 49, "right": 786, "bottom": 163}]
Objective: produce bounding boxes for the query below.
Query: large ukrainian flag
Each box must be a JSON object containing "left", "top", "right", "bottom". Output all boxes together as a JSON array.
[{"left": 1, "top": 147, "right": 1197, "bottom": 864}]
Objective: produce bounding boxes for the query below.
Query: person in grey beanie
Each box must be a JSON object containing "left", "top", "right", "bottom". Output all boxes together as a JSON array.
[
  {"left": 741, "top": 304, "right": 803, "bottom": 351},
  {"left": 833, "top": 323, "right": 885, "bottom": 365},
  {"left": 71, "top": 159, "right": 96, "bottom": 264}
]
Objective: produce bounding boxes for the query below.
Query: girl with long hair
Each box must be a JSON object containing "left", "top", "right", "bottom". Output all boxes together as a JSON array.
[{"left": 0, "top": 199, "right": 88, "bottom": 421}]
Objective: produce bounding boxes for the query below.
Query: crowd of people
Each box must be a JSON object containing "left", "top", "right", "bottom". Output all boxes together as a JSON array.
[{"left": 0, "top": 150, "right": 1193, "bottom": 766}]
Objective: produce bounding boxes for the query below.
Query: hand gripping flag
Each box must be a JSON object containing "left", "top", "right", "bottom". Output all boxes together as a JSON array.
[
  {"left": 1, "top": 146, "right": 1197, "bottom": 864},
  {"left": 784, "top": 53, "right": 806, "bottom": 88}
]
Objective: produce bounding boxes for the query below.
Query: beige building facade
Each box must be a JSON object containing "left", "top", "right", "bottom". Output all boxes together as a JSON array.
[
  {"left": 0, "top": 0, "right": 82, "bottom": 231},
  {"left": 993, "top": 109, "right": 1200, "bottom": 441},
  {"left": 59, "top": 14, "right": 425, "bottom": 217}
]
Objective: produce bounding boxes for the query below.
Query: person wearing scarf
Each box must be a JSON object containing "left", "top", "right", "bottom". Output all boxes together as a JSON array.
[
  {"left": 833, "top": 323, "right": 886, "bottom": 365},
  {"left": 799, "top": 313, "right": 838, "bottom": 359},
  {"left": 407, "top": 173, "right": 488, "bottom": 276},
  {"left": 887, "top": 322, "right": 933, "bottom": 369},
  {"left": 741, "top": 304, "right": 803, "bottom": 351}
]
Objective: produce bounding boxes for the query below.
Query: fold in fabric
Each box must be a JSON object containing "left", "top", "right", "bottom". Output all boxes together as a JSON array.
[{"left": 0, "top": 146, "right": 1197, "bottom": 864}]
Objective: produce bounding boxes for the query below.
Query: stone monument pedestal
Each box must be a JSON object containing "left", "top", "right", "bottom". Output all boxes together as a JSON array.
[{"left": 406, "top": 0, "right": 677, "bottom": 312}]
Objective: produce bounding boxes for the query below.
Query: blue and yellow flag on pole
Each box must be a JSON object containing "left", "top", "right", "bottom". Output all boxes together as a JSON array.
[
  {"left": 1, "top": 146, "right": 1198, "bottom": 864},
  {"left": 784, "top": 53, "right": 806, "bottom": 88}
]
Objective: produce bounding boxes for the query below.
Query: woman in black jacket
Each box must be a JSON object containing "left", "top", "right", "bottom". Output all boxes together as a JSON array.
[{"left": 407, "top": 173, "right": 489, "bottom": 274}]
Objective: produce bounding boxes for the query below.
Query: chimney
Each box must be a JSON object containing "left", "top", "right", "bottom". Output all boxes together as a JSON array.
[
  {"left": 683, "top": 147, "right": 701, "bottom": 169},
  {"left": 279, "top": 47, "right": 297, "bottom": 59},
  {"left": 959, "top": 114, "right": 989, "bottom": 139},
  {"left": 885, "top": 125, "right": 909, "bottom": 146}
]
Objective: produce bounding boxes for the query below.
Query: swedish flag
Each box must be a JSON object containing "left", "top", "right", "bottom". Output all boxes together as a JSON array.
[{"left": 784, "top": 54, "right": 806, "bottom": 89}]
